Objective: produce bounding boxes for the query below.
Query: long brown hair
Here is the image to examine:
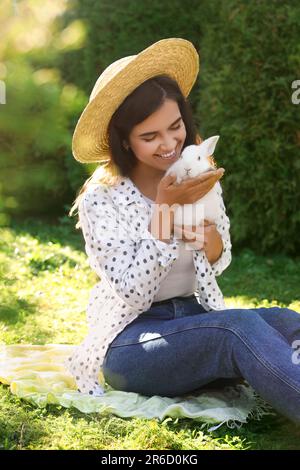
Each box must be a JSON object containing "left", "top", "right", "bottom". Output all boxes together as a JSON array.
[{"left": 69, "top": 74, "right": 202, "bottom": 228}]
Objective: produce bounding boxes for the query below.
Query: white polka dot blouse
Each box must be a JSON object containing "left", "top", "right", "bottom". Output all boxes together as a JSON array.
[{"left": 64, "top": 176, "right": 232, "bottom": 396}]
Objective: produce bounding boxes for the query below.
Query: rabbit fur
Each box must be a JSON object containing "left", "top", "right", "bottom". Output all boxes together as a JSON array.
[{"left": 164, "top": 135, "right": 223, "bottom": 227}]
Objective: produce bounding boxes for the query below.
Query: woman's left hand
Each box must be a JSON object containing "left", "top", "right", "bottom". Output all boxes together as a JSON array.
[{"left": 174, "top": 219, "right": 223, "bottom": 264}]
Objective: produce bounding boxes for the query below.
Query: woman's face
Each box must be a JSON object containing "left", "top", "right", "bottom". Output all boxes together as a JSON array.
[{"left": 127, "top": 99, "right": 187, "bottom": 174}]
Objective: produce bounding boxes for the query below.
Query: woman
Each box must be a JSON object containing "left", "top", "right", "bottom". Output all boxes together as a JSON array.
[{"left": 65, "top": 38, "right": 300, "bottom": 425}]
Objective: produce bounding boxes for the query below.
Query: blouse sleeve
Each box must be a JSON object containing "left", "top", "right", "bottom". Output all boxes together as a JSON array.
[
  {"left": 78, "top": 189, "right": 180, "bottom": 311},
  {"left": 209, "top": 183, "right": 232, "bottom": 276}
]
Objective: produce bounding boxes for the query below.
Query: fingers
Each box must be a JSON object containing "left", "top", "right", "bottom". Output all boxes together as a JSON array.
[
  {"left": 184, "top": 171, "right": 224, "bottom": 201},
  {"left": 163, "top": 173, "right": 177, "bottom": 187},
  {"left": 174, "top": 222, "right": 215, "bottom": 238},
  {"left": 174, "top": 224, "right": 205, "bottom": 239},
  {"left": 187, "top": 168, "right": 225, "bottom": 186},
  {"left": 182, "top": 231, "right": 204, "bottom": 245},
  {"left": 174, "top": 223, "right": 210, "bottom": 229},
  {"left": 183, "top": 239, "right": 204, "bottom": 250},
  {"left": 201, "top": 219, "right": 215, "bottom": 226},
  {"left": 200, "top": 168, "right": 225, "bottom": 182}
]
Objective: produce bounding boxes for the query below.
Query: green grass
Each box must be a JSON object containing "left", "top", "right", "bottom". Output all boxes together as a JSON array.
[{"left": 0, "top": 216, "right": 300, "bottom": 450}]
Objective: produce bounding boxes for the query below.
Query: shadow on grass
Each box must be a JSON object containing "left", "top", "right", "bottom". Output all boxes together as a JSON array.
[
  {"left": 0, "top": 296, "right": 37, "bottom": 326},
  {"left": 0, "top": 290, "right": 54, "bottom": 343},
  {"left": 218, "top": 249, "right": 300, "bottom": 307},
  {"left": 9, "top": 216, "right": 84, "bottom": 253},
  {"left": 209, "top": 412, "right": 300, "bottom": 450}
]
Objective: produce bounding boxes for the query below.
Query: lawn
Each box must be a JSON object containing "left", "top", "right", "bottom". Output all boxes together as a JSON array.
[{"left": 0, "top": 216, "right": 300, "bottom": 450}]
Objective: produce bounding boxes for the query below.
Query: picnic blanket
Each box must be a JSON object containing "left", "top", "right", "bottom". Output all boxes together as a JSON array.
[{"left": 0, "top": 343, "right": 275, "bottom": 432}]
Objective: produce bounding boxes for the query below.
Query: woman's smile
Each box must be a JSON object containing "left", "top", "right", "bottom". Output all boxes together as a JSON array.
[
  {"left": 154, "top": 146, "right": 180, "bottom": 161},
  {"left": 127, "top": 99, "right": 187, "bottom": 175}
]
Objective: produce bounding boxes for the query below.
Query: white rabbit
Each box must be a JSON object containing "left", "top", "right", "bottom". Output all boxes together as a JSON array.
[{"left": 164, "top": 135, "right": 223, "bottom": 227}]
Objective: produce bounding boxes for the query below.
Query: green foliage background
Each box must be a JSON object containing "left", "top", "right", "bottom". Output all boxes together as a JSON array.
[
  {"left": 195, "top": 0, "right": 300, "bottom": 255},
  {"left": 0, "top": 0, "right": 299, "bottom": 255}
]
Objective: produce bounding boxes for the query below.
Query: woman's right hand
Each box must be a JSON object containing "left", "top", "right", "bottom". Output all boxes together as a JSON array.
[{"left": 155, "top": 168, "right": 225, "bottom": 206}]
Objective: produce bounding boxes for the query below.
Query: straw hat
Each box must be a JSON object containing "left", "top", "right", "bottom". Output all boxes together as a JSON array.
[{"left": 72, "top": 37, "right": 199, "bottom": 164}]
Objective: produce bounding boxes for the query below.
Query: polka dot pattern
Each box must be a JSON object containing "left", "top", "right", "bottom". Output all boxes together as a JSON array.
[{"left": 64, "top": 176, "right": 232, "bottom": 396}]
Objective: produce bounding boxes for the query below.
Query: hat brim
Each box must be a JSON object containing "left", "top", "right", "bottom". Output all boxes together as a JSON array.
[{"left": 72, "top": 38, "right": 200, "bottom": 164}]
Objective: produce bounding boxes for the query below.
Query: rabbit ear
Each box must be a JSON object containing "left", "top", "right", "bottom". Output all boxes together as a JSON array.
[{"left": 200, "top": 135, "right": 220, "bottom": 156}]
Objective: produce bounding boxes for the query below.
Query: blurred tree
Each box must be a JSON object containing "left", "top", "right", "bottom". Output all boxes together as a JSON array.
[
  {"left": 0, "top": 0, "right": 87, "bottom": 223},
  {"left": 195, "top": 0, "right": 300, "bottom": 255}
]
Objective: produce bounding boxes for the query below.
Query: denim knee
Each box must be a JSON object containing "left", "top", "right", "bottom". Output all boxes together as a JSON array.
[{"left": 220, "top": 309, "right": 266, "bottom": 339}]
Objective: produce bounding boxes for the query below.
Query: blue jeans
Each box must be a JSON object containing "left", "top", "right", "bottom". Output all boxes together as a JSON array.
[{"left": 102, "top": 295, "right": 300, "bottom": 424}]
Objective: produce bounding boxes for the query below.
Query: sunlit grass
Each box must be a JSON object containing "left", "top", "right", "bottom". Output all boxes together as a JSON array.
[
  {"left": 0, "top": 218, "right": 300, "bottom": 450},
  {"left": 0, "top": 223, "right": 90, "bottom": 345}
]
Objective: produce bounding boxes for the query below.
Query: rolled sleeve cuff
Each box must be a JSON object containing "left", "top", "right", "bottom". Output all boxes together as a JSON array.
[
  {"left": 210, "top": 239, "right": 232, "bottom": 276},
  {"left": 140, "top": 228, "right": 180, "bottom": 267}
]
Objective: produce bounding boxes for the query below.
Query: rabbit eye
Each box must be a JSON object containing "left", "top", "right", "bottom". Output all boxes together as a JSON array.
[{"left": 198, "top": 156, "right": 201, "bottom": 160}]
